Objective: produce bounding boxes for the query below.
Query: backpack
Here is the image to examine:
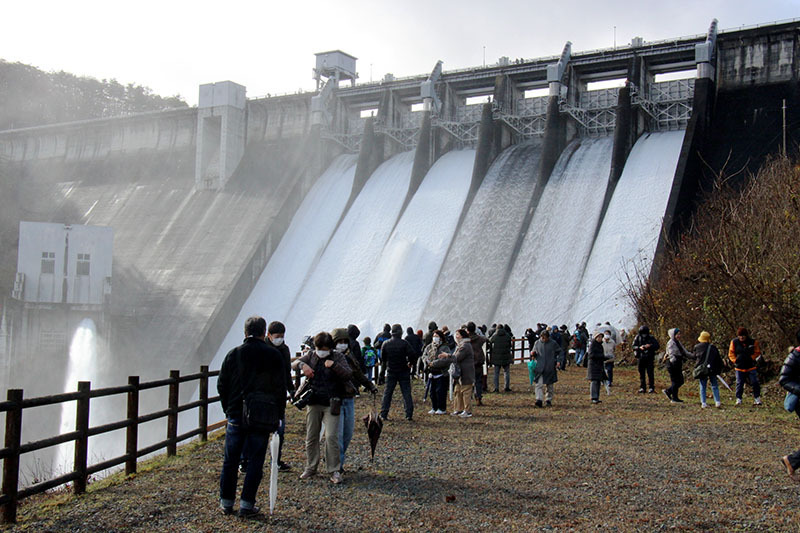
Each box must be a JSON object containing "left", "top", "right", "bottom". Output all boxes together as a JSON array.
[{"left": 363, "top": 346, "right": 378, "bottom": 367}]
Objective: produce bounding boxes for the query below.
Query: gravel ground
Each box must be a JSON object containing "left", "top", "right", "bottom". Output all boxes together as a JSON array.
[{"left": 5, "top": 365, "right": 800, "bottom": 532}]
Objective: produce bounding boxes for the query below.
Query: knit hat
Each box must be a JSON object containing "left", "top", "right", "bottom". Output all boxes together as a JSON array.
[
  {"left": 698, "top": 331, "right": 711, "bottom": 343},
  {"left": 331, "top": 328, "right": 349, "bottom": 343},
  {"left": 391, "top": 323, "right": 403, "bottom": 336}
]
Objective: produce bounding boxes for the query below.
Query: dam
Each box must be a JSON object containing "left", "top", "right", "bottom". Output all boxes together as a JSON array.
[{"left": 0, "top": 17, "right": 799, "bottom": 477}]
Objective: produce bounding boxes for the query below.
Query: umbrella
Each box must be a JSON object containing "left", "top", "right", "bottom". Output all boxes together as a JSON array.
[
  {"left": 423, "top": 375, "right": 431, "bottom": 402},
  {"left": 527, "top": 359, "right": 537, "bottom": 385},
  {"left": 362, "top": 395, "right": 383, "bottom": 460},
  {"left": 268, "top": 432, "right": 280, "bottom": 515}
]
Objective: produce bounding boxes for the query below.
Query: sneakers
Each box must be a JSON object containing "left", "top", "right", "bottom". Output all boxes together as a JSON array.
[
  {"left": 648, "top": 388, "right": 655, "bottom": 394},
  {"left": 428, "top": 409, "right": 437, "bottom": 415},
  {"left": 504, "top": 388, "right": 512, "bottom": 392},
  {"left": 754, "top": 397, "right": 762, "bottom": 406},
  {"left": 672, "top": 398, "right": 684, "bottom": 403},
  {"left": 330, "top": 471, "right": 343, "bottom": 484},
  {"left": 435, "top": 409, "right": 447, "bottom": 415},
  {"left": 701, "top": 403, "right": 708, "bottom": 409},
  {"left": 638, "top": 388, "right": 645, "bottom": 394},
  {"left": 237, "top": 506, "right": 260, "bottom": 519},
  {"left": 299, "top": 469, "right": 316, "bottom": 480},
  {"left": 781, "top": 456, "right": 800, "bottom": 482},
  {"left": 663, "top": 389, "right": 672, "bottom": 401},
  {"left": 545, "top": 400, "right": 552, "bottom": 407},
  {"left": 459, "top": 411, "right": 472, "bottom": 418},
  {"left": 591, "top": 399, "right": 601, "bottom": 404},
  {"left": 735, "top": 398, "right": 742, "bottom": 406},
  {"left": 451, "top": 410, "right": 463, "bottom": 416},
  {"left": 715, "top": 401, "right": 722, "bottom": 409}
]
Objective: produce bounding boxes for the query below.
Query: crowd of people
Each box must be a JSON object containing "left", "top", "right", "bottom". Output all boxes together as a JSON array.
[{"left": 214, "top": 315, "right": 800, "bottom": 517}]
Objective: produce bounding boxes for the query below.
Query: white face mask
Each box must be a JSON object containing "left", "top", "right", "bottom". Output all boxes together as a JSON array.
[
  {"left": 432, "top": 337, "right": 441, "bottom": 346},
  {"left": 316, "top": 350, "right": 330, "bottom": 358},
  {"left": 271, "top": 337, "right": 284, "bottom": 346},
  {"left": 336, "top": 343, "right": 349, "bottom": 352}
]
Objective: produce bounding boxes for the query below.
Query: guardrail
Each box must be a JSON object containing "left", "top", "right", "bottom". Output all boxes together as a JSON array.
[{"left": 0, "top": 366, "right": 221, "bottom": 524}]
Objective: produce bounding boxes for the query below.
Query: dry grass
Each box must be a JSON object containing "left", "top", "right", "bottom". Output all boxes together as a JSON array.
[{"left": 5, "top": 365, "right": 800, "bottom": 532}]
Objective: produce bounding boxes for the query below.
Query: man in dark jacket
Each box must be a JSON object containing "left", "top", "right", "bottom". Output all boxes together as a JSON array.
[
  {"left": 218, "top": 316, "right": 287, "bottom": 518},
  {"left": 490, "top": 325, "right": 513, "bottom": 392},
  {"left": 779, "top": 330, "right": 800, "bottom": 481},
  {"left": 379, "top": 324, "right": 416, "bottom": 421},
  {"left": 374, "top": 324, "right": 392, "bottom": 385},
  {"left": 423, "top": 320, "right": 438, "bottom": 346},
  {"left": 347, "top": 324, "right": 365, "bottom": 374},
  {"left": 633, "top": 325, "right": 660, "bottom": 393},
  {"left": 267, "top": 321, "right": 294, "bottom": 472}
]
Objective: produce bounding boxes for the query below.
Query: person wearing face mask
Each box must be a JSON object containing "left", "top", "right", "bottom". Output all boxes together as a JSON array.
[
  {"left": 331, "top": 328, "right": 378, "bottom": 474},
  {"left": 440, "top": 328, "right": 475, "bottom": 417},
  {"left": 663, "top": 328, "right": 692, "bottom": 404},
  {"left": 291, "top": 331, "right": 352, "bottom": 484},
  {"left": 422, "top": 330, "right": 452, "bottom": 414},
  {"left": 268, "top": 321, "right": 293, "bottom": 472}
]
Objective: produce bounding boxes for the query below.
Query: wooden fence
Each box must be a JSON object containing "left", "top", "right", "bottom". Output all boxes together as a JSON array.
[{"left": 0, "top": 366, "right": 222, "bottom": 524}]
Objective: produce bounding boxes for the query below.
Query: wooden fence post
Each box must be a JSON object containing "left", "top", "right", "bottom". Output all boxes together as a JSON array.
[
  {"left": 167, "top": 370, "right": 179, "bottom": 456},
  {"left": 199, "top": 366, "right": 208, "bottom": 442},
  {"left": 125, "top": 376, "right": 139, "bottom": 475},
  {"left": 73, "top": 381, "right": 91, "bottom": 494},
  {"left": 1, "top": 389, "right": 23, "bottom": 524}
]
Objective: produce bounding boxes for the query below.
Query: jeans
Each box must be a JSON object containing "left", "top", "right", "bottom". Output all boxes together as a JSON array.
[
  {"left": 493, "top": 364, "right": 510, "bottom": 391},
  {"left": 699, "top": 375, "right": 720, "bottom": 404},
  {"left": 575, "top": 348, "right": 586, "bottom": 366},
  {"left": 380, "top": 371, "right": 413, "bottom": 419},
  {"left": 474, "top": 367, "right": 484, "bottom": 400},
  {"left": 430, "top": 374, "right": 448, "bottom": 412},
  {"left": 337, "top": 398, "right": 355, "bottom": 468},
  {"left": 638, "top": 357, "right": 655, "bottom": 390},
  {"left": 604, "top": 362, "right": 614, "bottom": 385},
  {"left": 220, "top": 418, "right": 269, "bottom": 509},
  {"left": 366, "top": 366, "right": 375, "bottom": 382},
  {"left": 735, "top": 369, "right": 761, "bottom": 399}
]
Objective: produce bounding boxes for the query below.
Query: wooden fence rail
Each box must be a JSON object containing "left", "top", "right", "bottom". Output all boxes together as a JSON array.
[{"left": 0, "top": 365, "right": 221, "bottom": 524}]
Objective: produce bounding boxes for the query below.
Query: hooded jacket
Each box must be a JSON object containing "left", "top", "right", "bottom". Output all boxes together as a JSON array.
[
  {"left": 423, "top": 321, "right": 438, "bottom": 346},
  {"left": 405, "top": 327, "right": 423, "bottom": 357},
  {"left": 586, "top": 338, "right": 607, "bottom": 381},
  {"left": 348, "top": 324, "right": 365, "bottom": 373},
  {"left": 489, "top": 327, "right": 513, "bottom": 366},
  {"left": 779, "top": 346, "right": 800, "bottom": 397},
  {"left": 666, "top": 328, "right": 691, "bottom": 369}
]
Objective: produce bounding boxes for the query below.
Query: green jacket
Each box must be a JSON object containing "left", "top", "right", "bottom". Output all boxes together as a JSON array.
[{"left": 489, "top": 328, "right": 513, "bottom": 366}]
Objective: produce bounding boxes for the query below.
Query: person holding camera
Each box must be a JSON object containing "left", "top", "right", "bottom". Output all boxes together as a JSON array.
[
  {"left": 632, "top": 325, "right": 659, "bottom": 393},
  {"left": 291, "top": 331, "right": 352, "bottom": 484},
  {"left": 217, "top": 316, "right": 287, "bottom": 518},
  {"left": 331, "top": 328, "right": 378, "bottom": 474}
]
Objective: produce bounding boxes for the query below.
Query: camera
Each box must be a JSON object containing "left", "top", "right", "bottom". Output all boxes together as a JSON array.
[{"left": 291, "top": 384, "right": 313, "bottom": 410}]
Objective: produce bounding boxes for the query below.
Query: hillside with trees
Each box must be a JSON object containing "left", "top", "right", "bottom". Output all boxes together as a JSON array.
[{"left": 0, "top": 59, "right": 187, "bottom": 131}]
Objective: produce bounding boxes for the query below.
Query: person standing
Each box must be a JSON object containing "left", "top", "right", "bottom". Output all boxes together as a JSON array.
[
  {"left": 423, "top": 330, "right": 452, "bottom": 414},
  {"left": 379, "top": 324, "right": 416, "bottom": 421},
  {"left": 267, "top": 321, "right": 294, "bottom": 472},
  {"left": 331, "top": 328, "right": 378, "bottom": 474},
  {"left": 779, "top": 330, "right": 800, "bottom": 482},
  {"left": 693, "top": 331, "right": 723, "bottom": 409},
  {"left": 374, "top": 324, "right": 391, "bottom": 385},
  {"left": 602, "top": 331, "right": 617, "bottom": 387},
  {"left": 423, "top": 320, "right": 438, "bottom": 346},
  {"left": 728, "top": 327, "right": 763, "bottom": 406},
  {"left": 218, "top": 316, "right": 287, "bottom": 517},
  {"left": 442, "top": 328, "right": 475, "bottom": 417},
  {"left": 347, "top": 324, "right": 365, "bottom": 375},
  {"left": 467, "top": 322, "right": 487, "bottom": 406},
  {"left": 490, "top": 324, "right": 513, "bottom": 392},
  {"left": 361, "top": 337, "right": 379, "bottom": 383},
  {"left": 663, "top": 328, "right": 691, "bottom": 403},
  {"left": 572, "top": 325, "right": 587, "bottom": 366},
  {"left": 587, "top": 331, "right": 607, "bottom": 404},
  {"left": 405, "top": 326, "right": 423, "bottom": 378},
  {"left": 532, "top": 329, "right": 561, "bottom": 407},
  {"left": 633, "top": 325, "right": 660, "bottom": 393},
  {"left": 292, "top": 332, "right": 352, "bottom": 484}
]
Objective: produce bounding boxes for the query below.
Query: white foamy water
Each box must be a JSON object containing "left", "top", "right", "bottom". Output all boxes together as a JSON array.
[
  {"left": 499, "top": 137, "right": 613, "bottom": 331},
  {"left": 284, "top": 151, "right": 414, "bottom": 348},
  {"left": 363, "top": 149, "right": 475, "bottom": 335},
  {"left": 208, "top": 155, "right": 357, "bottom": 369},
  {"left": 54, "top": 318, "right": 97, "bottom": 473},
  {"left": 573, "top": 130, "right": 685, "bottom": 328},
  {"left": 423, "top": 143, "right": 541, "bottom": 328}
]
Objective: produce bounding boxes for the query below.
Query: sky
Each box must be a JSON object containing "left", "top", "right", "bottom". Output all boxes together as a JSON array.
[{"left": 2, "top": 0, "right": 798, "bottom": 106}]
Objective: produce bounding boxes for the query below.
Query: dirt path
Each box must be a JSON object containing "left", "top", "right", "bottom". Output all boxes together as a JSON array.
[{"left": 6, "top": 365, "right": 800, "bottom": 532}]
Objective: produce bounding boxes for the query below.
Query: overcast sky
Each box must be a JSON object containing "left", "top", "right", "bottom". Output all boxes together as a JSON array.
[{"left": 2, "top": 0, "right": 797, "bottom": 105}]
